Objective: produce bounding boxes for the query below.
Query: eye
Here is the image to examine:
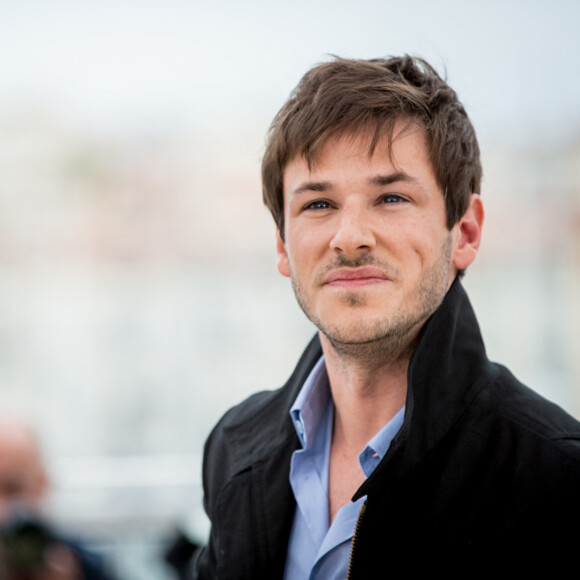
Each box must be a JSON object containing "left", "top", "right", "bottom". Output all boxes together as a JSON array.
[
  {"left": 304, "top": 199, "right": 332, "bottom": 210},
  {"left": 380, "top": 193, "right": 406, "bottom": 204}
]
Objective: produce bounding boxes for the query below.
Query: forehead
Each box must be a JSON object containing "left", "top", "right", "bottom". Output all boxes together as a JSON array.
[{"left": 283, "top": 123, "right": 436, "bottom": 194}]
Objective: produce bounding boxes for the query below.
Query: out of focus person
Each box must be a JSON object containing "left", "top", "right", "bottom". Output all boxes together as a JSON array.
[
  {"left": 162, "top": 526, "right": 200, "bottom": 580},
  {"left": 0, "top": 414, "right": 115, "bottom": 580}
]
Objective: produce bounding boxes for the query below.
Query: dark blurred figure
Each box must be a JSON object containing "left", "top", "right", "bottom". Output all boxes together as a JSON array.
[
  {"left": 163, "top": 527, "right": 200, "bottom": 580},
  {"left": 0, "top": 414, "right": 115, "bottom": 580}
]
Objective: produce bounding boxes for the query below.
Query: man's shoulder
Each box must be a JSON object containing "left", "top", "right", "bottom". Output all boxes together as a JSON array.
[
  {"left": 474, "top": 362, "right": 580, "bottom": 460},
  {"left": 212, "top": 386, "right": 289, "bottom": 434},
  {"left": 202, "top": 335, "right": 322, "bottom": 481},
  {"left": 200, "top": 385, "right": 294, "bottom": 506}
]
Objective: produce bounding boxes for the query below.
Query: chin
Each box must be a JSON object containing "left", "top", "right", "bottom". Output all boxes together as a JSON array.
[{"left": 318, "top": 316, "right": 396, "bottom": 345}]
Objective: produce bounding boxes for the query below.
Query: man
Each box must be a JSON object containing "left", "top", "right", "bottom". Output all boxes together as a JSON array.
[
  {"left": 193, "top": 56, "right": 580, "bottom": 578},
  {"left": 0, "top": 415, "right": 115, "bottom": 580}
]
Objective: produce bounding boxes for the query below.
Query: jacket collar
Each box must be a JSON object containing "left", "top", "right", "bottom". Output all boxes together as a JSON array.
[
  {"left": 404, "top": 277, "right": 490, "bottom": 451},
  {"left": 355, "top": 277, "right": 492, "bottom": 497}
]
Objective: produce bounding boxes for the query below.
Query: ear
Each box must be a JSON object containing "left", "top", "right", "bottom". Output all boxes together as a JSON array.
[
  {"left": 452, "top": 194, "right": 484, "bottom": 271},
  {"left": 276, "top": 228, "right": 291, "bottom": 278}
]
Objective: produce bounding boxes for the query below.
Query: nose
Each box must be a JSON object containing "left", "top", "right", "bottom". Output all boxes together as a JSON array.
[{"left": 330, "top": 203, "right": 376, "bottom": 257}]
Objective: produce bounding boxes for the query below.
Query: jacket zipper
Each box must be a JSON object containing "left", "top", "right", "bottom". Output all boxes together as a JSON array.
[{"left": 346, "top": 500, "right": 367, "bottom": 580}]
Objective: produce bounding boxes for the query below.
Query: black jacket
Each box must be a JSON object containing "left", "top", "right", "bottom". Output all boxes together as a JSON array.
[{"left": 194, "top": 280, "right": 580, "bottom": 578}]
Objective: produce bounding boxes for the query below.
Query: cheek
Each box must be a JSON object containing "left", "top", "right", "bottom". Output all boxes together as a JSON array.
[
  {"left": 387, "top": 223, "right": 447, "bottom": 268},
  {"left": 288, "top": 226, "right": 328, "bottom": 261},
  {"left": 381, "top": 220, "right": 427, "bottom": 252}
]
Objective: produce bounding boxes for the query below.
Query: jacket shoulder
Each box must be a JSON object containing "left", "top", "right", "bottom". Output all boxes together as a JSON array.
[
  {"left": 212, "top": 387, "right": 285, "bottom": 433},
  {"left": 473, "top": 363, "right": 580, "bottom": 468},
  {"left": 491, "top": 364, "right": 580, "bottom": 434},
  {"left": 201, "top": 388, "right": 287, "bottom": 503}
]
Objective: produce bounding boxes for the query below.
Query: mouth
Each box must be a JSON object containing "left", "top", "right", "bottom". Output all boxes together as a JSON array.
[{"left": 323, "top": 267, "right": 390, "bottom": 288}]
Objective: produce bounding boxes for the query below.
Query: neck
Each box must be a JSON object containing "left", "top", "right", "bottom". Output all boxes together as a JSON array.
[{"left": 320, "top": 331, "right": 411, "bottom": 450}]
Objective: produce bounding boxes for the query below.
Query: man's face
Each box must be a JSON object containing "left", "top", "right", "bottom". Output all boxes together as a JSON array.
[{"left": 276, "top": 123, "right": 474, "bottom": 351}]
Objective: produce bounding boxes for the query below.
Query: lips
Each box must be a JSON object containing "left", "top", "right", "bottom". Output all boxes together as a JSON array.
[{"left": 324, "top": 267, "right": 390, "bottom": 287}]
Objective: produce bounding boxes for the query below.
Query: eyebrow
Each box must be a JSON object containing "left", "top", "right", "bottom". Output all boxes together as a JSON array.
[
  {"left": 290, "top": 172, "right": 415, "bottom": 197},
  {"left": 369, "top": 172, "right": 415, "bottom": 187},
  {"left": 290, "top": 181, "right": 331, "bottom": 197}
]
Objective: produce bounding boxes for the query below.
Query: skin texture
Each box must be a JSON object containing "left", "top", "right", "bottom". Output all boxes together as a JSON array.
[{"left": 275, "top": 123, "right": 484, "bottom": 520}]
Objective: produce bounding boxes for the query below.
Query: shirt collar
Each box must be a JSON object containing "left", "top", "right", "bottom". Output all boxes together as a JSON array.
[
  {"left": 290, "top": 355, "right": 330, "bottom": 448},
  {"left": 290, "top": 355, "right": 404, "bottom": 468},
  {"left": 359, "top": 406, "right": 405, "bottom": 477}
]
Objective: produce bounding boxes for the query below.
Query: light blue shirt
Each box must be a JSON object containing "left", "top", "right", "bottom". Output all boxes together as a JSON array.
[{"left": 283, "top": 356, "right": 405, "bottom": 580}]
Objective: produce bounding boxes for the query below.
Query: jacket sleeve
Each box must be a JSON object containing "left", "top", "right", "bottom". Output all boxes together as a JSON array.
[{"left": 190, "top": 413, "right": 231, "bottom": 579}]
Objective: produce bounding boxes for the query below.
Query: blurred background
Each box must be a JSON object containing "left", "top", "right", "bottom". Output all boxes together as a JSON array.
[{"left": 0, "top": 0, "right": 579, "bottom": 577}]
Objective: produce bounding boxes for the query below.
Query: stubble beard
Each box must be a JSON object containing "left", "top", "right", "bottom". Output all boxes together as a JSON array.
[{"left": 290, "top": 234, "right": 453, "bottom": 366}]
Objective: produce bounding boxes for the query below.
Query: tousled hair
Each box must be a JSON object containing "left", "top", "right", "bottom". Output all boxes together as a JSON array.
[{"left": 261, "top": 55, "right": 481, "bottom": 238}]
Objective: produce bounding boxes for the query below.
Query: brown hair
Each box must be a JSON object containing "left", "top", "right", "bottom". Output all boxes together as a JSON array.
[{"left": 261, "top": 55, "right": 482, "bottom": 238}]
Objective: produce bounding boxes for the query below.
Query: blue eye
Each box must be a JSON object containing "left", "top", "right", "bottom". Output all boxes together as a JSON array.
[
  {"left": 306, "top": 200, "right": 331, "bottom": 210},
  {"left": 381, "top": 194, "right": 404, "bottom": 204}
]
